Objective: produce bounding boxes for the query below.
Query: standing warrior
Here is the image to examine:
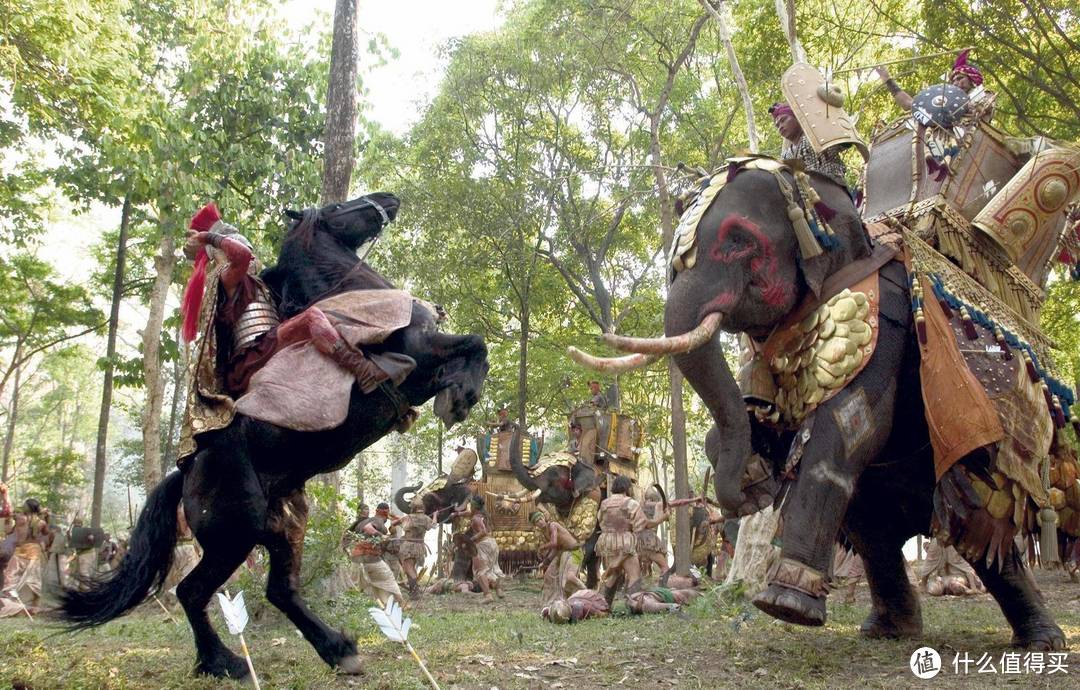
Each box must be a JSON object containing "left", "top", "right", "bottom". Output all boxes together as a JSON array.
[
  {"left": 529, "top": 510, "right": 585, "bottom": 603},
  {"left": 875, "top": 49, "right": 995, "bottom": 123},
  {"left": 636, "top": 487, "right": 671, "bottom": 580},
  {"left": 768, "top": 102, "right": 849, "bottom": 187},
  {"left": 2, "top": 492, "right": 49, "bottom": 611},
  {"left": 596, "top": 475, "right": 646, "bottom": 605},
  {"left": 394, "top": 500, "right": 434, "bottom": 598},
  {"left": 465, "top": 495, "right": 504, "bottom": 603},
  {"left": 345, "top": 502, "right": 403, "bottom": 607}
]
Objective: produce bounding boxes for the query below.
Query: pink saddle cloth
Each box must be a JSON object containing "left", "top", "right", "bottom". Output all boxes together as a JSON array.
[{"left": 234, "top": 290, "right": 425, "bottom": 431}]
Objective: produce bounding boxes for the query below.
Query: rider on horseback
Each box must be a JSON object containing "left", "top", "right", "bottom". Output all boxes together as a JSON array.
[{"left": 178, "top": 200, "right": 412, "bottom": 462}]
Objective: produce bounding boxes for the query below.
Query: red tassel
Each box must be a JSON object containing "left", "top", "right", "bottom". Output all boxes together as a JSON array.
[
  {"left": 994, "top": 327, "right": 1011, "bottom": 360},
  {"left": 1042, "top": 383, "right": 1054, "bottom": 410},
  {"left": 960, "top": 307, "right": 977, "bottom": 340},
  {"left": 1059, "top": 248, "right": 1074, "bottom": 265},
  {"left": 813, "top": 201, "right": 837, "bottom": 222},
  {"left": 937, "top": 297, "right": 953, "bottom": 319},
  {"left": 915, "top": 310, "right": 927, "bottom": 344},
  {"left": 1024, "top": 353, "right": 1039, "bottom": 382},
  {"left": 181, "top": 250, "right": 209, "bottom": 342},
  {"left": 190, "top": 203, "right": 222, "bottom": 232}
]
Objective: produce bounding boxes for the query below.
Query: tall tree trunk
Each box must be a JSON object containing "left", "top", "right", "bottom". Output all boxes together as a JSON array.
[
  {"left": 162, "top": 319, "right": 185, "bottom": 474},
  {"left": 517, "top": 301, "right": 529, "bottom": 429},
  {"left": 0, "top": 343, "right": 23, "bottom": 482},
  {"left": 140, "top": 229, "right": 177, "bottom": 490},
  {"left": 650, "top": 113, "right": 692, "bottom": 576},
  {"left": 702, "top": 0, "right": 759, "bottom": 154},
  {"left": 321, "top": 0, "right": 360, "bottom": 204},
  {"left": 774, "top": 0, "right": 806, "bottom": 62},
  {"left": 91, "top": 192, "right": 131, "bottom": 528}
]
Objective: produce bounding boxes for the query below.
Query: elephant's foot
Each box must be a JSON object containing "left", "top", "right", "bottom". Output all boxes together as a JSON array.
[
  {"left": 1011, "top": 621, "right": 1067, "bottom": 651},
  {"left": 752, "top": 584, "right": 826, "bottom": 626},
  {"left": 195, "top": 650, "right": 250, "bottom": 680},
  {"left": 337, "top": 654, "right": 366, "bottom": 675},
  {"left": 860, "top": 608, "right": 922, "bottom": 639}
]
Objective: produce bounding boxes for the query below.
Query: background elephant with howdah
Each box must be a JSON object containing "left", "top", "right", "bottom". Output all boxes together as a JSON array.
[
  {"left": 393, "top": 447, "right": 480, "bottom": 521},
  {"left": 573, "top": 157, "right": 1066, "bottom": 649}
]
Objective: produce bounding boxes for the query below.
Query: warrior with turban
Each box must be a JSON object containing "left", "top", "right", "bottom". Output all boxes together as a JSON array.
[
  {"left": 875, "top": 49, "right": 995, "bottom": 123},
  {"left": 768, "top": 102, "right": 850, "bottom": 187}
]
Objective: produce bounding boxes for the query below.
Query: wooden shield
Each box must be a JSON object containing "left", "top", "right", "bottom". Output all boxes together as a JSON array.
[{"left": 781, "top": 62, "right": 869, "bottom": 161}]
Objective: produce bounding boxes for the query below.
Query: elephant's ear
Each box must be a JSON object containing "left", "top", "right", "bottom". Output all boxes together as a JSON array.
[{"left": 800, "top": 253, "right": 831, "bottom": 298}]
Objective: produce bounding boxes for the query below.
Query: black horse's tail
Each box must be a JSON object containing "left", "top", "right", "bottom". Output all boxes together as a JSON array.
[{"left": 61, "top": 471, "right": 184, "bottom": 630}]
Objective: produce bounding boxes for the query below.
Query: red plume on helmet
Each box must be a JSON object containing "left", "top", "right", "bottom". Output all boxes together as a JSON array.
[{"left": 180, "top": 203, "right": 222, "bottom": 342}]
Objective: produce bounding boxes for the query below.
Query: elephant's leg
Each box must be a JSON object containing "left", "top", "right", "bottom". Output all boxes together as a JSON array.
[
  {"left": 971, "top": 547, "right": 1065, "bottom": 650},
  {"left": 848, "top": 532, "right": 922, "bottom": 638}
]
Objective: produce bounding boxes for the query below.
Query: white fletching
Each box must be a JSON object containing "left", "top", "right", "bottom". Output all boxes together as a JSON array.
[
  {"left": 216, "top": 590, "right": 249, "bottom": 635},
  {"left": 369, "top": 598, "right": 412, "bottom": 643}
]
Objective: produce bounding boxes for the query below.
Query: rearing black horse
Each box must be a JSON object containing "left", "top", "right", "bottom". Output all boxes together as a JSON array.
[{"left": 60, "top": 193, "right": 489, "bottom": 679}]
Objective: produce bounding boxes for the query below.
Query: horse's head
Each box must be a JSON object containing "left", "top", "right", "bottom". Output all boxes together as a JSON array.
[{"left": 286, "top": 192, "right": 400, "bottom": 250}]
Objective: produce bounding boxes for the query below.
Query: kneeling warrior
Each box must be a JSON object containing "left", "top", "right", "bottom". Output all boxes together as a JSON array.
[{"left": 178, "top": 204, "right": 396, "bottom": 460}]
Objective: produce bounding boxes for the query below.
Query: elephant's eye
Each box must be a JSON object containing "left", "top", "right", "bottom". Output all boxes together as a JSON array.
[{"left": 709, "top": 214, "right": 762, "bottom": 263}]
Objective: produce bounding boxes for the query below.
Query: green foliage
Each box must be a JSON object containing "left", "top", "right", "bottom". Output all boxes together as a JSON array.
[{"left": 19, "top": 446, "right": 85, "bottom": 516}]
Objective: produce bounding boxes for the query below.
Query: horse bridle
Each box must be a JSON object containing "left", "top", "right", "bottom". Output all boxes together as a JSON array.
[{"left": 320, "top": 194, "right": 394, "bottom": 229}]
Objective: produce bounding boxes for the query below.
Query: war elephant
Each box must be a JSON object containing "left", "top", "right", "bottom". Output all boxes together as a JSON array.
[
  {"left": 571, "top": 158, "right": 1068, "bottom": 649},
  {"left": 393, "top": 447, "right": 479, "bottom": 521},
  {"left": 504, "top": 432, "right": 600, "bottom": 513}
]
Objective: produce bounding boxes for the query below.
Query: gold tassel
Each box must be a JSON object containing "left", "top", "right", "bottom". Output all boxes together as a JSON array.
[
  {"left": 787, "top": 204, "right": 823, "bottom": 259},
  {"left": 1039, "top": 456, "right": 1061, "bottom": 568}
]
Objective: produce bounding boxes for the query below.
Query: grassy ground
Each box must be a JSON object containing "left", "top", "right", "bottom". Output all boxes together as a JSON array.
[{"left": 1, "top": 570, "right": 1078, "bottom": 689}]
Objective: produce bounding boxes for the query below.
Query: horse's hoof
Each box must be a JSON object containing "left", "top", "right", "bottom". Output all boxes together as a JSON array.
[
  {"left": 195, "top": 654, "right": 250, "bottom": 680},
  {"left": 859, "top": 610, "right": 922, "bottom": 639},
  {"left": 752, "top": 584, "right": 826, "bottom": 626},
  {"left": 1012, "top": 623, "right": 1067, "bottom": 651},
  {"left": 338, "top": 654, "right": 365, "bottom": 675}
]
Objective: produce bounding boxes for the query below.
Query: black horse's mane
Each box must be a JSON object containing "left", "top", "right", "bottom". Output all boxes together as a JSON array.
[{"left": 262, "top": 214, "right": 394, "bottom": 319}]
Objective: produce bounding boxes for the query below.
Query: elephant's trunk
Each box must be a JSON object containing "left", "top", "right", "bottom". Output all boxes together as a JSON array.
[
  {"left": 507, "top": 430, "right": 540, "bottom": 493},
  {"left": 666, "top": 285, "right": 751, "bottom": 514},
  {"left": 394, "top": 484, "right": 422, "bottom": 514},
  {"left": 602, "top": 312, "right": 723, "bottom": 355}
]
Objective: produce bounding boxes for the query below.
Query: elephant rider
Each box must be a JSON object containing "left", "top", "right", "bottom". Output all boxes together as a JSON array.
[
  {"left": 596, "top": 475, "right": 647, "bottom": 605},
  {"left": 391, "top": 500, "right": 434, "bottom": 597},
  {"left": 541, "top": 588, "right": 609, "bottom": 624},
  {"left": 344, "top": 502, "right": 403, "bottom": 607},
  {"left": 875, "top": 49, "right": 995, "bottom": 123},
  {"left": 465, "top": 495, "right": 504, "bottom": 603},
  {"left": 636, "top": 487, "right": 671, "bottom": 579},
  {"left": 626, "top": 586, "right": 701, "bottom": 614},
  {"left": 768, "top": 102, "right": 849, "bottom": 187},
  {"left": 487, "top": 405, "right": 518, "bottom": 434},
  {"left": 180, "top": 203, "right": 402, "bottom": 429},
  {"left": 1, "top": 494, "right": 49, "bottom": 612},
  {"left": 529, "top": 510, "right": 585, "bottom": 603}
]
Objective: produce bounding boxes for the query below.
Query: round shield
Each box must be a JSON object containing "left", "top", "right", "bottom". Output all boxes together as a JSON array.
[{"left": 911, "top": 84, "right": 969, "bottom": 129}]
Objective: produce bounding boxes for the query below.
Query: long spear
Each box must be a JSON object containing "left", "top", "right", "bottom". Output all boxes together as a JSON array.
[{"left": 832, "top": 46, "right": 974, "bottom": 75}]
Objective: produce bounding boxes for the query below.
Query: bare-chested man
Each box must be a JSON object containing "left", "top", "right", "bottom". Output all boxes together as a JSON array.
[
  {"left": 2, "top": 492, "right": 49, "bottom": 612},
  {"left": 596, "top": 475, "right": 646, "bottom": 605},
  {"left": 530, "top": 510, "right": 584, "bottom": 603},
  {"left": 637, "top": 487, "right": 671, "bottom": 579},
  {"left": 392, "top": 500, "right": 434, "bottom": 597},
  {"left": 464, "top": 495, "right": 504, "bottom": 603},
  {"left": 542, "top": 588, "right": 609, "bottom": 624},
  {"left": 626, "top": 586, "right": 700, "bottom": 614}
]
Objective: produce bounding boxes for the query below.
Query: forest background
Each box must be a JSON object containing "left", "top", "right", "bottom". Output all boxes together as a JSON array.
[{"left": 1, "top": 0, "right": 1078, "bottom": 581}]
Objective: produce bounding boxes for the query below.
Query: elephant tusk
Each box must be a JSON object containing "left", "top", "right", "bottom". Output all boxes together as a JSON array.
[
  {"left": 566, "top": 347, "right": 661, "bottom": 373},
  {"left": 602, "top": 312, "right": 722, "bottom": 355}
]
